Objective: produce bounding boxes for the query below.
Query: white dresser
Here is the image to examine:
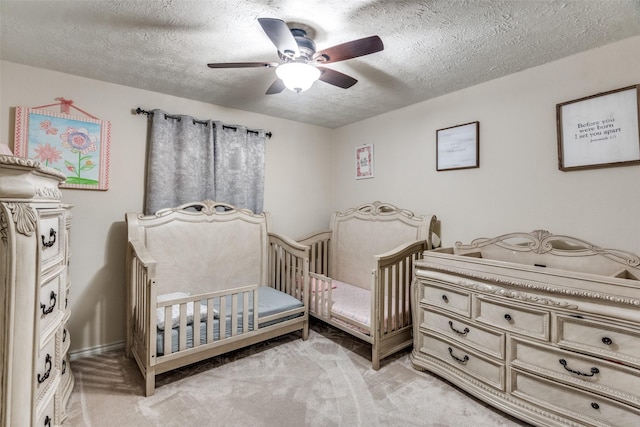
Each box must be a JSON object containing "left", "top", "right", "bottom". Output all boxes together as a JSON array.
[
  {"left": 1, "top": 154, "right": 74, "bottom": 427},
  {"left": 411, "top": 230, "right": 640, "bottom": 427}
]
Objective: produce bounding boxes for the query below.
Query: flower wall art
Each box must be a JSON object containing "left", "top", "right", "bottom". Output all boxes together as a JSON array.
[{"left": 14, "top": 107, "right": 111, "bottom": 190}]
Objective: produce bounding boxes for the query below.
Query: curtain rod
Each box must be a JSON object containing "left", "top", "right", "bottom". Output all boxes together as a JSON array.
[{"left": 135, "top": 108, "right": 272, "bottom": 138}]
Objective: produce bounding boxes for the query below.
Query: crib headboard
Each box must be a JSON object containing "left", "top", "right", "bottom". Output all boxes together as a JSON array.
[
  {"left": 126, "top": 200, "right": 271, "bottom": 295},
  {"left": 329, "top": 201, "right": 437, "bottom": 290}
]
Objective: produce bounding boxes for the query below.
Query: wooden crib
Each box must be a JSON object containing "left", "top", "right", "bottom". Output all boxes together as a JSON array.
[
  {"left": 298, "top": 201, "right": 439, "bottom": 369},
  {"left": 125, "top": 200, "right": 309, "bottom": 396}
]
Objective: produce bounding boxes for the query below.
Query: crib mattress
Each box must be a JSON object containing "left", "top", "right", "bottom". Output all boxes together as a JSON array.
[
  {"left": 311, "top": 280, "right": 400, "bottom": 335},
  {"left": 157, "top": 286, "right": 303, "bottom": 355}
]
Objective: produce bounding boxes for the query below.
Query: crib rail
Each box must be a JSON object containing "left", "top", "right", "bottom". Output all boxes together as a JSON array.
[
  {"left": 155, "top": 285, "right": 259, "bottom": 357},
  {"left": 268, "top": 232, "right": 309, "bottom": 300},
  {"left": 375, "top": 240, "right": 429, "bottom": 336},
  {"left": 297, "top": 230, "right": 331, "bottom": 276},
  {"left": 126, "top": 240, "right": 156, "bottom": 363},
  {"left": 309, "top": 272, "right": 332, "bottom": 318}
]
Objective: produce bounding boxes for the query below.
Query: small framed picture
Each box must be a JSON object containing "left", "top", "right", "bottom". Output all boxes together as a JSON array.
[
  {"left": 355, "top": 144, "right": 374, "bottom": 179},
  {"left": 14, "top": 107, "right": 111, "bottom": 190},
  {"left": 436, "top": 121, "right": 479, "bottom": 171},
  {"left": 557, "top": 85, "right": 640, "bottom": 171}
]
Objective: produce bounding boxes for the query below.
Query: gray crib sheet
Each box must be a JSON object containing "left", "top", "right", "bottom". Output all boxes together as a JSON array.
[{"left": 157, "top": 286, "right": 303, "bottom": 355}]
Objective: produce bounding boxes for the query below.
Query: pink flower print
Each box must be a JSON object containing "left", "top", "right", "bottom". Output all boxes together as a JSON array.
[
  {"left": 33, "top": 143, "right": 63, "bottom": 166},
  {"left": 60, "top": 127, "right": 97, "bottom": 154},
  {"left": 60, "top": 126, "right": 98, "bottom": 181}
]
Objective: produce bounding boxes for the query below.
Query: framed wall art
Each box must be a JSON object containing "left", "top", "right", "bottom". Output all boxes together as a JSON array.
[
  {"left": 436, "top": 121, "right": 479, "bottom": 171},
  {"left": 14, "top": 106, "right": 111, "bottom": 190},
  {"left": 557, "top": 85, "right": 640, "bottom": 171},
  {"left": 355, "top": 144, "right": 374, "bottom": 179}
]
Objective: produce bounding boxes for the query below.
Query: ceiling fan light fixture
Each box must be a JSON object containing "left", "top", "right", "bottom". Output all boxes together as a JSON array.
[{"left": 275, "top": 62, "right": 321, "bottom": 93}]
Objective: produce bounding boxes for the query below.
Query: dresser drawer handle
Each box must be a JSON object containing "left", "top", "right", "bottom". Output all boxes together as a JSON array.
[
  {"left": 591, "top": 402, "right": 600, "bottom": 410},
  {"left": 44, "top": 415, "right": 52, "bottom": 427},
  {"left": 448, "top": 321, "right": 470, "bottom": 336},
  {"left": 504, "top": 314, "right": 512, "bottom": 321},
  {"left": 41, "top": 228, "right": 57, "bottom": 248},
  {"left": 40, "top": 291, "right": 57, "bottom": 315},
  {"left": 602, "top": 337, "right": 613, "bottom": 345},
  {"left": 37, "top": 353, "right": 52, "bottom": 384},
  {"left": 441, "top": 295, "right": 449, "bottom": 303},
  {"left": 559, "top": 359, "right": 599, "bottom": 377},
  {"left": 448, "top": 347, "right": 469, "bottom": 364}
]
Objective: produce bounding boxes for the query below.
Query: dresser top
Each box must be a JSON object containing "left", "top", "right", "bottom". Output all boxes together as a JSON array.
[
  {"left": 0, "top": 154, "right": 65, "bottom": 201},
  {"left": 417, "top": 230, "right": 640, "bottom": 300}
]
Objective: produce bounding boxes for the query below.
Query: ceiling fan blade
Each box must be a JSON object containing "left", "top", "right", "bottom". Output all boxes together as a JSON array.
[
  {"left": 317, "top": 67, "right": 358, "bottom": 89},
  {"left": 258, "top": 18, "right": 300, "bottom": 58},
  {"left": 313, "top": 35, "right": 383, "bottom": 64},
  {"left": 207, "top": 62, "right": 278, "bottom": 69},
  {"left": 265, "top": 78, "right": 286, "bottom": 95}
]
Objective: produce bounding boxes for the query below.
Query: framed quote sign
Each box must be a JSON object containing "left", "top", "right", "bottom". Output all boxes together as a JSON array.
[
  {"left": 556, "top": 85, "right": 640, "bottom": 171},
  {"left": 355, "top": 144, "right": 374, "bottom": 179},
  {"left": 436, "top": 121, "right": 479, "bottom": 171}
]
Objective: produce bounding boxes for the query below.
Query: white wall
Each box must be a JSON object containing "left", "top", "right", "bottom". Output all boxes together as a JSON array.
[
  {"left": 332, "top": 35, "right": 640, "bottom": 256},
  {"left": 0, "top": 61, "right": 333, "bottom": 353},
  {"left": 2, "top": 34, "right": 639, "bottom": 354}
]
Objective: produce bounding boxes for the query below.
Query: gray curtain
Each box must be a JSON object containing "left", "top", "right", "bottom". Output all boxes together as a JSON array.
[
  {"left": 214, "top": 123, "right": 266, "bottom": 214},
  {"left": 145, "top": 109, "right": 266, "bottom": 215}
]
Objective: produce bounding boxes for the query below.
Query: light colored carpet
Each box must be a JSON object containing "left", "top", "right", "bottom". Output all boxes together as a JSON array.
[{"left": 63, "top": 321, "right": 531, "bottom": 427}]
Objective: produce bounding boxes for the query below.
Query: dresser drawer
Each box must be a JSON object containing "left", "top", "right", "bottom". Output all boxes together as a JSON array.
[
  {"left": 474, "top": 296, "right": 550, "bottom": 340},
  {"left": 61, "top": 325, "right": 71, "bottom": 354},
  {"left": 510, "top": 337, "right": 640, "bottom": 407},
  {"left": 39, "top": 269, "right": 64, "bottom": 339},
  {"left": 419, "top": 281, "right": 471, "bottom": 317},
  {"left": 417, "top": 332, "right": 505, "bottom": 390},
  {"left": 39, "top": 210, "right": 65, "bottom": 271},
  {"left": 557, "top": 315, "right": 640, "bottom": 369},
  {"left": 35, "top": 333, "right": 58, "bottom": 400},
  {"left": 419, "top": 308, "right": 505, "bottom": 359},
  {"left": 35, "top": 393, "right": 57, "bottom": 427},
  {"left": 511, "top": 370, "right": 640, "bottom": 427}
]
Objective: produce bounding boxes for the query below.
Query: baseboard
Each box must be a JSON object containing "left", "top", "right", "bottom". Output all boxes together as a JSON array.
[{"left": 69, "top": 340, "right": 125, "bottom": 361}]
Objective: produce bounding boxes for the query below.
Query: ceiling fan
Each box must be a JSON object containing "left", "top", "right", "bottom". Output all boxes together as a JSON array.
[{"left": 207, "top": 18, "right": 384, "bottom": 94}]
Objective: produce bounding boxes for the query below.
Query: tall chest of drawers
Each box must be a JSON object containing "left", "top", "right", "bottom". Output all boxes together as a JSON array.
[
  {"left": 411, "top": 231, "right": 640, "bottom": 427},
  {"left": 1, "top": 155, "right": 74, "bottom": 427}
]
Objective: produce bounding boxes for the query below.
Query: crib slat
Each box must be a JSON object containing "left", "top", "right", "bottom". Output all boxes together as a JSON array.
[
  {"left": 193, "top": 300, "right": 201, "bottom": 348},
  {"left": 179, "top": 304, "right": 187, "bottom": 351},
  {"left": 231, "top": 294, "right": 238, "bottom": 337},
  {"left": 219, "top": 296, "right": 227, "bottom": 339},
  {"left": 207, "top": 298, "right": 215, "bottom": 343},
  {"left": 163, "top": 306, "right": 172, "bottom": 356},
  {"left": 243, "top": 292, "right": 250, "bottom": 333},
  {"left": 253, "top": 289, "right": 259, "bottom": 331}
]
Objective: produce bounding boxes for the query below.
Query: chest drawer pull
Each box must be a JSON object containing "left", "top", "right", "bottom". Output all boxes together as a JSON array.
[
  {"left": 601, "top": 337, "right": 613, "bottom": 345},
  {"left": 41, "top": 228, "right": 56, "bottom": 248},
  {"left": 559, "top": 358, "right": 599, "bottom": 377},
  {"left": 504, "top": 314, "right": 512, "bottom": 321},
  {"left": 40, "top": 291, "right": 57, "bottom": 315},
  {"left": 37, "top": 353, "right": 52, "bottom": 384},
  {"left": 591, "top": 402, "right": 600, "bottom": 410},
  {"left": 448, "top": 320, "right": 470, "bottom": 336},
  {"left": 448, "top": 347, "right": 469, "bottom": 364},
  {"left": 441, "top": 294, "right": 449, "bottom": 303}
]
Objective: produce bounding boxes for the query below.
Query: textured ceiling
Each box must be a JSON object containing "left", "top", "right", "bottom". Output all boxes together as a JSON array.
[{"left": 2, "top": 1, "right": 640, "bottom": 128}]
